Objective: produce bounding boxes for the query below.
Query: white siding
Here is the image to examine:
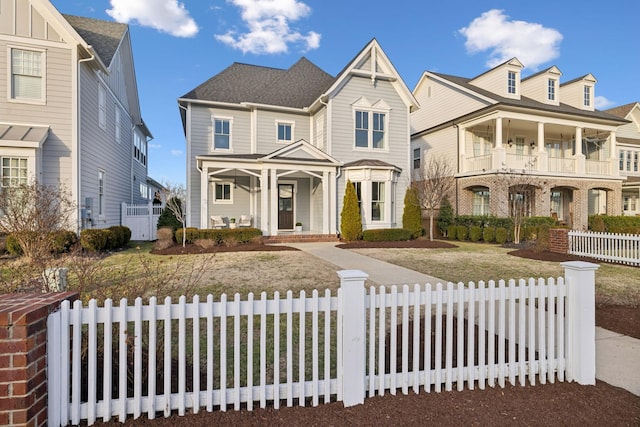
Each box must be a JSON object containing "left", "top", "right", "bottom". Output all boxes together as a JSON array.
[{"left": 254, "top": 109, "right": 310, "bottom": 154}]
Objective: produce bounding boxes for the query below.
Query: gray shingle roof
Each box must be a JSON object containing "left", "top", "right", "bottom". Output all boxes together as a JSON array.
[
  {"left": 605, "top": 102, "right": 637, "bottom": 119},
  {"left": 181, "top": 58, "right": 336, "bottom": 109},
  {"left": 430, "top": 71, "right": 626, "bottom": 123},
  {"left": 343, "top": 159, "right": 399, "bottom": 169},
  {"left": 63, "top": 14, "right": 127, "bottom": 67}
]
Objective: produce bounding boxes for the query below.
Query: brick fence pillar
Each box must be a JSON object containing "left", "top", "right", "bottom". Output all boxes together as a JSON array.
[
  {"left": 549, "top": 228, "right": 569, "bottom": 254},
  {"left": 0, "top": 292, "right": 77, "bottom": 426}
]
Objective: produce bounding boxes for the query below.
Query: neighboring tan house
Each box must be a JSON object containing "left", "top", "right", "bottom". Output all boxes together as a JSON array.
[
  {"left": 0, "top": 0, "right": 156, "bottom": 230},
  {"left": 410, "top": 58, "right": 628, "bottom": 230},
  {"left": 178, "top": 39, "right": 418, "bottom": 236},
  {"left": 606, "top": 102, "right": 640, "bottom": 216}
]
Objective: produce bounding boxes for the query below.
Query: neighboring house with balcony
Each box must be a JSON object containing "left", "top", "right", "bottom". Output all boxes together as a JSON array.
[
  {"left": 0, "top": 0, "right": 156, "bottom": 230},
  {"left": 410, "top": 58, "right": 628, "bottom": 230},
  {"left": 607, "top": 102, "right": 640, "bottom": 216},
  {"left": 178, "top": 39, "right": 418, "bottom": 236}
]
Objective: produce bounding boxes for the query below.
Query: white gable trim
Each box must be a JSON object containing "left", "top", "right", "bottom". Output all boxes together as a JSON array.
[
  {"left": 262, "top": 139, "right": 341, "bottom": 164},
  {"left": 417, "top": 71, "right": 497, "bottom": 105}
]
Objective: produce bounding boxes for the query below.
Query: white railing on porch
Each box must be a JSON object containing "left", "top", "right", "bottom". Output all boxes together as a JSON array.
[
  {"left": 466, "top": 154, "right": 492, "bottom": 172},
  {"left": 569, "top": 230, "right": 640, "bottom": 266},
  {"left": 47, "top": 263, "right": 598, "bottom": 426},
  {"left": 586, "top": 159, "right": 610, "bottom": 175},
  {"left": 548, "top": 156, "right": 576, "bottom": 173}
]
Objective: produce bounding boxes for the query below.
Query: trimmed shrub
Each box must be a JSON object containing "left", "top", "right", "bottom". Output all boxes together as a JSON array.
[
  {"left": 362, "top": 228, "right": 412, "bottom": 242},
  {"left": 340, "top": 180, "right": 363, "bottom": 241},
  {"left": 456, "top": 225, "right": 468, "bottom": 241},
  {"left": 535, "top": 224, "right": 551, "bottom": 252},
  {"left": 80, "top": 229, "right": 111, "bottom": 252},
  {"left": 402, "top": 187, "right": 423, "bottom": 239},
  {"left": 522, "top": 225, "right": 538, "bottom": 241},
  {"left": 175, "top": 227, "right": 263, "bottom": 246},
  {"left": 5, "top": 234, "right": 22, "bottom": 255},
  {"left": 437, "top": 196, "right": 455, "bottom": 236},
  {"left": 483, "top": 227, "right": 495, "bottom": 243},
  {"left": 495, "top": 227, "right": 508, "bottom": 244},
  {"left": 469, "top": 226, "right": 482, "bottom": 242},
  {"left": 447, "top": 225, "right": 457, "bottom": 240},
  {"left": 51, "top": 230, "right": 78, "bottom": 253},
  {"left": 589, "top": 215, "right": 640, "bottom": 234},
  {"left": 175, "top": 227, "right": 199, "bottom": 244}
]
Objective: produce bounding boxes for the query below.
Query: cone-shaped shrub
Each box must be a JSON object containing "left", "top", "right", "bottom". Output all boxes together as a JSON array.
[
  {"left": 402, "top": 187, "right": 423, "bottom": 239},
  {"left": 340, "top": 180, "right": 363, "bottom": 241}
]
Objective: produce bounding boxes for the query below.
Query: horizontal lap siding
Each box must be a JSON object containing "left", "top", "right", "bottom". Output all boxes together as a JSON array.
[{"left": 255, "top": 110, "right": 311, "bottom": 154}]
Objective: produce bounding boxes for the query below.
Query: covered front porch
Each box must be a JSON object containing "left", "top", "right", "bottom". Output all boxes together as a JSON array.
[{"left": 195, "top": 140, "right": 341, "bottom": 236}]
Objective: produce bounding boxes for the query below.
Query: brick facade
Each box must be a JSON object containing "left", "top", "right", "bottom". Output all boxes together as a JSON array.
[
  {"left": 549, "top": 228, "right": 570, "bottom": 254},
  {"left": 0, "top": 292, "right": 77, "bottom": 426}
]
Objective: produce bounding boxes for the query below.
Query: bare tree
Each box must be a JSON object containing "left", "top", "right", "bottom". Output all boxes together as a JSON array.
[
  {"left": 414, "top": 155, "right": 455, "bottom": 241},
  {"left": 161, "top": 183, "right": 188, "bottom": 247},
  {"left": 0, "top": 180, "right": 75, "bottom": 262},
  {"left": 495, "top": 166, "right": 543, "bottom": 244}
]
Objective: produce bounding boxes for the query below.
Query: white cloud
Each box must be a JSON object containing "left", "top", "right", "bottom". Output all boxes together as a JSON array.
[
  {"left": 459, "top": 9, "right": 562, "bottom": 70},
  {"left": 595, "top": 96, "right": 615, "bottom": 110},
  {"left": 215, "top": 0, "right": 321, "bottom": 54},
  {"left": 106, "top": 0, "right": 198, "bottom": 37},
  {"left": 148, "top": 143, "right": 162, "bottom": 149},
  {"left": 170, "top": 149, "right": 184, "bottom": 156}
]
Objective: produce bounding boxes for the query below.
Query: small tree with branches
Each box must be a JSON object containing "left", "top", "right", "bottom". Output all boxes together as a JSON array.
[
  {"left": 0, "top": 180, "right": 75, "bottom": 262},
  {"left": 414, "top": 155, "right": 455, "bottom": 241},
  {"left": 161, "top": 183, "right": 188, "bottom": 247}
]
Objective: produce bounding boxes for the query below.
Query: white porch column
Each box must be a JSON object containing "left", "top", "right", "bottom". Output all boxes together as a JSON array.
[
  {"left": 458, "top": 125, "right": 466, "bottom": 172},
  {"left": 575, "top": 127, "right": 585, "bottom": 174},
  {"left": 537, "top": 122, "right": 545, "bottom": 152},
  {"left": 495, "top": 117, "right": 503, "bottom": 148},
  {"left": 493, "top": 117, "right": 505, "bottom": 171},
  {"left": 329, "top": 171, "right": 337, "bottom": 234},
  {"left": 609, "top": 131, "right": 619, "bottom": 177},
  {"left": 322, "top": 171, "right": 330, "bottom": 234},
  {"left": 260, "top": 169, "right": 269, "bottom": 235},
  {"left": 270, "top": 169, "right": 278, "bottom": 236},
  {"left": 537, "top": 122, "right": 548, "bottom": 172},
  {"left": 200, "top": 167, "right": 209, "bottom": 229},
  {"left": 575, "top": 127, "right": 583, "bottom": 155}
]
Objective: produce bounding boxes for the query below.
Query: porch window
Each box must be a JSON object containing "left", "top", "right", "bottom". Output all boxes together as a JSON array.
[
  {"left": 509, "top": 189, "right": 533, "bottom": 217},
  {"left": 550, "top": 191, "right": 563, "bottom": 219},
  {"left": 214, "top": 182, "right": 232, "bottom": 203},
  {"left": 1, "top": 157, "right": 28, "bottom": 187},
  {"left": 355, "top": 110, "right": 386, "bottom": 149},
  {"left": 11, "top": 48, "right": 44, "bottom": 101},
  {"left": 515, "top": 137, "right": 525, "bottom": 157},
  {"left": 213, "top": 118, "right": 231, "bottom": 150},
  {"left": 634, "top": 152, "right": 639, "bottom": 172},
  {"left": 548, "top": 78, "right": 556, "bottom": 101},
  {"left": 413, "top": 148, "right": 421, "bottom": 169},
  {"left": 277, "top": 122, "right": 293, "bottom": 143},
  {"left": 507, "top": 71, "right": 516, "bottom": 94},
  {"left": 472, "top": 189, "right": 490, "bottom": 215},
  {"left": 619, "top": 151, "right": 625, "bottom": 171},
  {"left": 372, "top": 182, "right": 385, "bottom": 221}
]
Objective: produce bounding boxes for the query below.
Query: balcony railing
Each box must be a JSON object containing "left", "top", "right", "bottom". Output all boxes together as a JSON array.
[
  {"left": 586, "top": 159, "right": 610, "bottom": 175},
  {"left": 505, "top": 153, "right": 537, "bottom": 171},
  {"left": 466, "top": 154, "right": 492, "bottom": 172},
  {"left": 548, "top": 156, "right": 575, "bottom": 173}
]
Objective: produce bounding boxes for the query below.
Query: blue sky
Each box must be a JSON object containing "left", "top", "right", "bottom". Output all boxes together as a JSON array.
[{"left": 54, "top": 0, "right": 639, "bottom": 185}]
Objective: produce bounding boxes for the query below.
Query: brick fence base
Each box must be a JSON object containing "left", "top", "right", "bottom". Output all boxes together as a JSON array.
[
  {"left": 549, "top": 228, "right": 570, "bottom": 254},
  {"left": 0, "top": 292, "right": 77, "bottom": 426}
]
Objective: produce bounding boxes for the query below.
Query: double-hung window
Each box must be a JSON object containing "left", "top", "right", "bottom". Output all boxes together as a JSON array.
[
  {"left": 10, "top": 48, "right": 44, "bottom": 101},
  {"left": 507, "top": 71, "right": 516, "bottom": 94},
  {"left": 583, "top": 85, "right": 591, "bottom": 107},
  {"left": 98, "top": 84, "right": 106, "bottom": 130},
  {"left": 413, "top": 148, "right": 421, "bottom": 169},
  {"left": 355, "top": 110, "right": 386, "bottom": 149},
  {"left": 214, "top": 182, "right": 232, "bottom": 203},
  {"left": 213, "top": 118, "right": 231, "bottom": 150},
  {"left": 1, "top": 157, "right": 28, "bottom": 187},
  {"left": 371, "top": 182, "right": 385, "bottom": 221},
  {"left": 472, "top": 189, "right": 490, "bottom": 216},
  {"left": 277, "top": 122, "right": 293, "bottom": 143},
  {"left": 548, "top": 79, "right": 556, "bottom": 101},
  {"left": 115, "top": 107, "right": 121, "bottom": 143},
  {"left": 98, "top": 170, "right": 105, "bottom": 217},
  {"left": 133, "top": 131, "right": 146, "bottom": 165}
]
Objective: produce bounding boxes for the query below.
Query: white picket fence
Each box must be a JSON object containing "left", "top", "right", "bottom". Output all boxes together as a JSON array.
[
  {"left": 121, "top": 202, "right": 163, "bottom": 241},
  {"left": 569, "top": 230, "right": 640, "bottom": 266},
  {"left": 46, "top": 262, "right": 598, "bottom": 426}
]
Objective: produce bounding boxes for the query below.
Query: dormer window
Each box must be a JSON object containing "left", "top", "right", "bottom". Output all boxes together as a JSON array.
[
  {"left": 507, "top": 71, "right": 516, "bottom": 94},
  {"left": 583, "top": 85, "right": 591, "bottom": 107},
  {"left": 548, "top": 79, "right": 556, "bottom": 101}
]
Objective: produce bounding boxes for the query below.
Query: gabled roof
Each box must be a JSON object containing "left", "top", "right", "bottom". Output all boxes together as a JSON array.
[
  {"left": 521, "top": 65, "right": 562, "bottom": 82},
  {"left": 181, "top": 58, "right": 335, "bottom": 109},
  {"left": 605, "top": 102, "right": 639, "bottom": 119},
  {"left": 62, "top": 14, "right": 127, "bottom": 68}
]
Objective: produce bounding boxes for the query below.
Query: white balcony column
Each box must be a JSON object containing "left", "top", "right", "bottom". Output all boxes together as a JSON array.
[
  {"left": 495, "top": 117, "right": 503, "bottom": 148},
  {"left": 200, "top": 167, "right": 209, "bottom": 229},
  {"left": 609, "top": 131, "right": 619, "bottom": 177},
  {"left": 260, "top": 168, "right": 269, "bottom": 235},
  {"left": 537, "top": 122, "right": 548, "bottom": 172},
  {"left": 493, "top": 117, "right": 505, "bottom": 170},
  {"left": 575, "top": 127, "right": 583, "bottom": 156},
  {"left": 458, "top": 125, "right": 466, "bottom": 172},
  {"left": 537, "top": 122, "right": 545, "bottom": 152},
  {"left": 575, "top": 126, "right": 585, "bottom": 174},
  {"left": 270, "top": 168, "right": 278, "bottom": 236}
]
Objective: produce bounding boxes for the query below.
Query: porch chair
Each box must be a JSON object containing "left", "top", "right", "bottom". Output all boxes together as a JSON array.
[
  {"left": 238, "top": 215, "right": 252, "bottom": 227},
  {"left": 210, "top": 215, "right": 227, "bottom": 229}
]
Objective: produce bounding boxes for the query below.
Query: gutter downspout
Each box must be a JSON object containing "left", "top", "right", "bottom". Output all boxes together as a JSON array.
[{"left": 77, "top": 47, "right": 95, "bottom": 231}]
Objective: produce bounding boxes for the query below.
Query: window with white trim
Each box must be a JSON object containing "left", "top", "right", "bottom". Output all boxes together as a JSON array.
[
  {"left": 371, "top": 182, "right": 385, "bottom": 221},
  {"left": 10, "top": 48, "right": 44, "bottom": 101},
  {"left": 214, "top": 182, "right": 232, "bottom": 203},
  {"left": 139, "top": 182, "right": 148, "bottom": 199},
  {"left": 98, "top": 170, "right": 105, "bottom": 217},
  {"left": 277, "top": 122, "right": 293, "bottom": 143},
  {"left": 98, "top": 84, "right": 106, "bottom": 130},
  {"left": 507, "top": 71, "right": 516, "bottom": 94},
  {"left": 353, "top": 181, "right": 362, "bottom": 212},
  {"left": 583, "top": 85, "right": 591, "bottom": 107},
  {"left": 548, "top": 78, "right": 556, "bottom": 101},
  {"left": 355, "top": 110, "right": 386, "bottom": 149},
  {"left": 115, "top": 107, "right": 121, "bottom": 143},
  {"left": 1, "top": 157, "right": 28, "bottom": 187},
  {"left": 472, "top": 189, "right": 490, "bottom": 215},
  {"left": 213, "top": 118, "right": 231, "bottom": 150},
  {"left": 133, "top": 131, "right": 147, "bottom": 165},
  {"left": 413, "top": 148, "right": 421, "bottom": 169}
]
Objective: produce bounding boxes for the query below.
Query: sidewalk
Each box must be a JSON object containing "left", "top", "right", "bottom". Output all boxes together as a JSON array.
[{"left": 283, "top": 241, "right": 640, "bottom": 397}]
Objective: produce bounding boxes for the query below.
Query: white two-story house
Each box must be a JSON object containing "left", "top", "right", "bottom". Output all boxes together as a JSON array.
[
  {"left": 179, "top": 39, "right": 418, "bottom": 236},
  {"left": 411, "top": 58, "right": 628, "bottom": 230},
  {"left": 0, "top": 0, "right": 158, "bottom": 230},
  {"left": 607, "top": 102, "right": 640, "bottom": 216}
]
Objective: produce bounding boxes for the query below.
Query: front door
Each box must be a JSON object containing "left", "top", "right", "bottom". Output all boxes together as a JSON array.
[{"left": 278, "top": 184, "right": 294, "bottom": 230}]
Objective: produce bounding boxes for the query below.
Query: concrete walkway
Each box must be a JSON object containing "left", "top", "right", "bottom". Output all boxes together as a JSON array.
[{"left": 284, "top": 241, "right": 640, "bottom": 397}]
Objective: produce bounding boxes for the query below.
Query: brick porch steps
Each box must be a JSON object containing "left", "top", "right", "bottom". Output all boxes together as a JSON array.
[{"left": 263, "top": 234, "right": 340, "bottom": 244}]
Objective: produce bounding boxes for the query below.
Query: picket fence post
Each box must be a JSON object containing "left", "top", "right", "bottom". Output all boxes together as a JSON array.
[
  {"left": 338, "top": 270, "right": 368, "bottom": 407},
  {"left": 562, "top": 261, "right": 599, "bottom": 385}
]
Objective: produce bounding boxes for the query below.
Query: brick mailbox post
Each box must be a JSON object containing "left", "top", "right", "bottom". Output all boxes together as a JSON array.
[{"left": 0, "top": 292, "right": 77, "bottom": 426}]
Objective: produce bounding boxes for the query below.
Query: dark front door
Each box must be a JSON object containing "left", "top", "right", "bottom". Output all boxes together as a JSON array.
[{"left": 278, "top": 184, "right": 294, "bottom": 230}]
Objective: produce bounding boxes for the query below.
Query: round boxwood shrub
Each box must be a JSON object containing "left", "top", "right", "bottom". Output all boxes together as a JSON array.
[
  {"left": 51, "top": 230, "right": 78, "bottom": 253},
  {"left": 469, "top": 226, "right": 482, "bottom": 242},
  {"left": 482, "top": 227, "right": 495, "bottom": 243},
  {"left": 362, "top": 228, "right": 412, "bottom": 242},
  {"left": 447, "top": 225, "right": 457, "bottom": 240},
  {"left": 456, "top": 225, "right": 468, "bottom": 241},
  {"left": 80, "top": 229, "right": 110, "bottom": 252},
  {"left": 495, "top": 227, "right": 508, "bottom": 244}
]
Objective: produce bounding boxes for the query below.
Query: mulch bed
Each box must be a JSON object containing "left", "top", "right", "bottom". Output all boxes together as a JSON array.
[
  {"left": 150, "top": 242, "right": 299, "bottom": 255},
  {"left": 337, "top": 239, "right": 457, "bottom": 249}
]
